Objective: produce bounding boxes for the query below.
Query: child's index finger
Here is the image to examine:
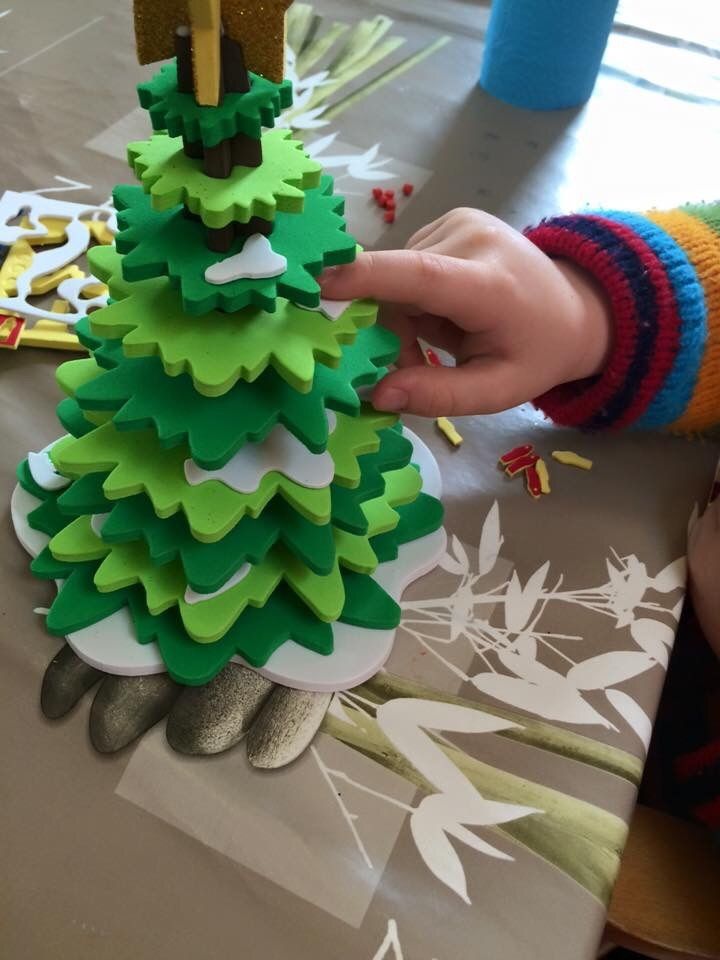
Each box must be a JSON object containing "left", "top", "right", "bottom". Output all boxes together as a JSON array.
[{"left": 318, "top": 250, "right": 483, "bottom": 325}]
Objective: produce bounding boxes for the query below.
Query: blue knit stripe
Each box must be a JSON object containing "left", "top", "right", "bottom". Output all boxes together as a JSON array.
[
  {"left": 600, "top": 211, "right": 707, "bottom": 428},
  {"left": 559, "top": 215, "right": 659, "bottom": 430}
]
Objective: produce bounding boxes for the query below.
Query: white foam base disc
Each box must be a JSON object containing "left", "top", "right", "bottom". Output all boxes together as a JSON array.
[{"left": 11, "top": 428, "right": 445, "bottom": 692}]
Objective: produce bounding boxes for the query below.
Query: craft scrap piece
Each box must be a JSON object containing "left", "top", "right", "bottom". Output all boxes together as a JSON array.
[
  {"left": 552, "top": 449, "right": 593, "bottom": 470},
  {"left": 422, "top": 345, "right": 464, "bottom": 447}
]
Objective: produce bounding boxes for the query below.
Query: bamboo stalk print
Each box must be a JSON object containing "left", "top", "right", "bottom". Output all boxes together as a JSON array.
[
  {"left": 284, "top": 3, "right": 452, "bottom": 131},
  {"left": 320, "top": 36, "right": 452, "bottom": 124},
  {"left": 322, "top": 706, "right": 628, "bottom": 905},
  {"left": 360, "top": 673, "right": 644, "bottom": 786}
]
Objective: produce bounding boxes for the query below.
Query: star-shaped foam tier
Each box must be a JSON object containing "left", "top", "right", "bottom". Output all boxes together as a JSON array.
[
  {"left": 44, "top": 464, "right": 420, "bottom": 644},
  {"left": 128, "top": 128, "right": 322, "bottom": 228},
  {"left": 137, "top": 62, "right": 293, "bottom": 148},
  {"left": 113, "top": 177, "right": 357, "bottom": 314},
  {"left": 25, "top": 497, "right": 435, "bottom": 684},
  {"left": 51, "top": 406, "right": 398, "bottom": 542},
  {"left": 39, "top": 424, "right": 414, "bottom": 594},
  {"left": 64, "top": 324, "right": 397, "bottom": 468},
  {"left": 88, "top": 246, "right": 377, "bottom": 396}
]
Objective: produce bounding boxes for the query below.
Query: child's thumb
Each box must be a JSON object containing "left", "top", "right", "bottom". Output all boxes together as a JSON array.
[{"left": 371, "top": 362, "right": 499, "bottom": 418}]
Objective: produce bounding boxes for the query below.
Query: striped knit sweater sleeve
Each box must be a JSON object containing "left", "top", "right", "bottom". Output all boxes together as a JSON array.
[
  {"left": 524, "top": 203, "right": 720, "bottom": 433},
  {"left": 527, "top": 203, "right": 720, "bottom": 837}
]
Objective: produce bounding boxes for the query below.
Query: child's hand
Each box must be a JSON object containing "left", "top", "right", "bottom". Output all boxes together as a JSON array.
[
  {"left": 320, "top": 208, "right": 613, "bottom": 416},
  {"left": 689, "top": 496, "right": 720, "bottom": 660}
]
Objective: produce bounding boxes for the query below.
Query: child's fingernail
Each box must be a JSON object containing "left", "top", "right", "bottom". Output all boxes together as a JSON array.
[{"left": 375, "top": 388, "right": 408, "bottom": 411}]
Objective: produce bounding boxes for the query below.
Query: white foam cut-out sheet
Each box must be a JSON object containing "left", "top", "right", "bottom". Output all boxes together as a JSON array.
[
  {"left": 0, "top": 190, "right": 116, "bottom": 325},
  {"left": 28, "top": 438, "right": 71, "bottom": 491},
  {"left": 204, "top": 233, "right": 288, "bottom": 284},
  {"left": 298, "top": 297, "right": 353, "bottom": 321},
  {"left": 12, "top": 428, "right": 445, "bottom": 692},
  {"left": 185, "top": 412, "right": 337, "bottom": 493},
  {"left": 184, "top": 563, "right": 251, "bottom": 605}
]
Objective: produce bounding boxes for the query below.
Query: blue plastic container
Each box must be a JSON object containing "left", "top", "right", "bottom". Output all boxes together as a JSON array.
[{"left": 479, "top": 0, "right": 619, "bottom": 110}]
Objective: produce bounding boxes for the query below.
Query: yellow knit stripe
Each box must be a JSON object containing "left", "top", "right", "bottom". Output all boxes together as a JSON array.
[{"left": 646, "top": 209, "right": 720, "bottom": 432}]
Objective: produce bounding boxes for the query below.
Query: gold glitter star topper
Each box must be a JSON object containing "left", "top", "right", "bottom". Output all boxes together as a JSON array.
[{"left": 133, "top": 0, "right": 293, "bottom": 103}]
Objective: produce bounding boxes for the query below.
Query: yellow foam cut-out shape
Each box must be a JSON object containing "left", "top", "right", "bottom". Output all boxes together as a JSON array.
[{"left": 20, "top": 319, "right": 84, "bottom": 352}]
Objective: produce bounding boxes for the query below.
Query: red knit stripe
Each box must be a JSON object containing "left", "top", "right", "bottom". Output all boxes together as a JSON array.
[
  {"left": 692, "top": 794, "right": 720, "bottom": 830},
  {"left": 675, "top": 736, "right": 720, "bottom": 780},
  {"left": 583, "top": 216, "right": 680, "bottom": 429},
  {"left": 527, "top": 216, "right": 680, "bottom": 428},
  {"left": 526, "top": 223, "right": 640, "bottom": 427}
]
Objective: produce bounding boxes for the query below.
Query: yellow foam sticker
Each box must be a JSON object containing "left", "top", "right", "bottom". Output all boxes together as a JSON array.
[{"left": 551, "top": 450, "right": 593, "bottom": 470}]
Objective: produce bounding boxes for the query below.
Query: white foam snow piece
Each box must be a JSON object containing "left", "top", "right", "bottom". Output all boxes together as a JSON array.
[
  {"left": 184, "top": 412, "right": 337, "bottom": 493},
  {"left": 204, "top": 233, "right": 287, "bottom": 285},
  {"left": 12, "top": 428, "right": 445, "bottom": 693},
  {"left": 184, "top": 563, "right": 251, "bottom": 605},
  {"left": 28, "top": 438, "right": 71, "bottom": 491},
  {"left": 298, "top": 297, "right": 353, "bottom": 321}
]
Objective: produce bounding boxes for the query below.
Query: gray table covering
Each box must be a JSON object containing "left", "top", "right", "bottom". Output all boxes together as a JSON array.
[{"left": 1, "top": 2, "right": 719, "bottom": 958}]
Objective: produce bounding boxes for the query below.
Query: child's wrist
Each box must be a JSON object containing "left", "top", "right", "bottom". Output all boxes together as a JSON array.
[{"left": 554, "top": 259, "right": 613, "bottom": 383}]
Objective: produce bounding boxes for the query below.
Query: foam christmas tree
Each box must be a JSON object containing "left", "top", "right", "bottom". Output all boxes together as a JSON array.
[{"left": 12, "top": 0, "right": 445, "bottom": 753}]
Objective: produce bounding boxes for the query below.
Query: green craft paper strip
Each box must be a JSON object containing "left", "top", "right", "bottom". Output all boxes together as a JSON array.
[
  {"left": 49, "top": 515, "right": 110, "bottom": 563},
  {"left": 114, "top": 177, "right": 357, "bottom": 314},
  {"left": 87, "top": 246, "right": 376, "bottom": 396},
  {"left": 100, "top": 493, "right": 337, "bottom": 588},
  {"left": 340, "top": 571, "right": 401, "bottom": 629},
  {"left": 328, "top": 406, "right": 398, "bottom": 488},
  {"left": 53, "top": 420, "right": 331, "bottom": 541},
  {"left": 137, "top": 63, "right": 293, "bottom": 147},
  {"left": 74, "top": 324, "right": 397, "bottom": 467},
  {"left": 128, "top": 129, "right": 322, "bottom": 228},
  {"left": 371, "top": 493, "right": 445, "bottom": 563}
]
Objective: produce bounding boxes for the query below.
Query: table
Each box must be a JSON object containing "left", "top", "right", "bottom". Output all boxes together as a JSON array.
[{"left": 1, "top": 2, "right": 719, "bottom": 958}]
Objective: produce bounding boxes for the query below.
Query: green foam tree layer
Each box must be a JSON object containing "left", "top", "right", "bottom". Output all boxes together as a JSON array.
[
  {"left": 113, "top": 177, "right": 357, "bottom": 314},
  {"left": 137, "top": 62, "right": 293, "bottom": 148},
  {"left": 18, "top": 69, "right": 445, "bottom": 687},
  {"left": 88, "top": 245, "right": 377, "bottom": 396}
]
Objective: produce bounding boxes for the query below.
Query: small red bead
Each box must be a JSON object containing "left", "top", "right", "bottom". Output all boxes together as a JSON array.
[
  {"left": 384, "top": 190, "right": 395, "bottom": 199},
  {"left": 372, "top": 187, "right": 383, "bottom": 202},
  {"left": 402, "top": 183, "right": 414, "bottom": 196},
  {"left": 384, "top": 211, "right": 395, "bottom": 224}
]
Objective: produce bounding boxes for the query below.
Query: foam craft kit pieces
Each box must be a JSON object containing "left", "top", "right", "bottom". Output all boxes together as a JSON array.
[
  {"left": 0, "top": 191, "right": 116, "bottom": 326},
  {"left": 72, "top": 325, "right": 397, "bottom": 467},
  {"left": 13, "top": 432, "right": 444, "bottom": 689},
  {"left": 479, "top": 0, "right": 619, "bottom": 111},
  {"left": 138, "top": 62, "right": 293, "bottom": 146},
  {"left": 88, "top": 246, "right": 376, "bottom": 396},
  {"left": 12, "top": 11, "right": 445, "bottom": 715},
  {"left": 129, "top": 129, "right": 322, "bottom": 228},
  {"left": 114, "top": 178, "right": 356, "bottom": 314}
]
